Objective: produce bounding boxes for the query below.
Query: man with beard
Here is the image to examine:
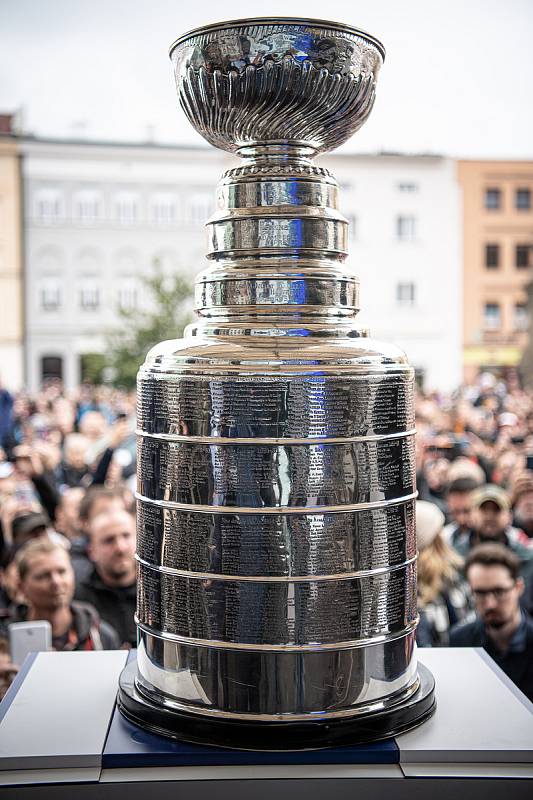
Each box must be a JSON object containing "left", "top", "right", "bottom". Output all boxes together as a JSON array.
[
  {"left": 74, "top": 509, "right": 136, "bottom": 647},
  {"left": 452, "top": 484, "right": 533, "bottom": 582},
  {"left": 450, "top": 543, "right": 533, "bottom": 701}
]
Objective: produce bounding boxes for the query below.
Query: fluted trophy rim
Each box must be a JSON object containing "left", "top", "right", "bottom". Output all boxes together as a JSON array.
[{"left": 168, "top": 16, "right": 386, "bottom": 61}]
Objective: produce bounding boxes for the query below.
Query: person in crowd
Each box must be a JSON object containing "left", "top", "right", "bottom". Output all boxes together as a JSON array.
[
  {"left": 0, "top": 638, "right": 18, "bottom": 700},
  {"left": 72, "top": 486, "right": 134, "bottom": 581},
  {"left": 11, "top": 510, "right": 51, "bottom": 549},
  {"left": 450, "top": 543, "right": 533, "bottom": 701},
  {"left": 416, "top": 440, "right": 450, "bottom": 516},
  {"left": 78, "top": 485, "right": 132, "bottom": 527},
  {"left": 79, "top": 411, "right": 111, "bottom": 465},
  {"left": 415, "top": 500, "right": 471, "bottom": 647},
  {"left": 58, "top": 433, "right": 91, "bottom": 488},
  {"left": 54, "top": 487, "right": 91, "bottom": 581},
  {"left": 54, "top": 487, "right": 85, "bottom": 542},
  {"left": 446, "top": 456, "right": 486, "bottom": 487},
  {"left": 451, "top": 484, "right": 533, "bottom": 580},
  {"left": 442, "top": 477, "right": 480, "bottom": 546},
  {"left": 0, "top": 378, "right": 14, "bottom": 452},
  {"left": 512, "top": 475, "right": 533, "bottom": 539},
  {"left": 75, "top": 509, "right": 136, "bottom": 647},
  {"left": 4, "top": 538, "right": 120, "bottom": 653},
  {"left": 0, "top": 545, "right": 23, "bottom": 615}
]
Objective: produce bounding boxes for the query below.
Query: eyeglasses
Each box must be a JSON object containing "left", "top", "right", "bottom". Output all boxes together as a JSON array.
[{"left": 472, "top": 585, "right": 515, "bottom": 600}]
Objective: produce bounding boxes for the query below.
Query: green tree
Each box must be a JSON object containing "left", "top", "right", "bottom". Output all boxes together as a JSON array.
[
  {"left": 80, "top": 352, "right": 107, "bottom": 384},
  {"left": 106, "top": 264, "right": 193, "bottom": 389}
]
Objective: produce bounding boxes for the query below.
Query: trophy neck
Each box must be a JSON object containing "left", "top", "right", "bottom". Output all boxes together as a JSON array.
[
  {"left": 236, "top": 143, "right": 318, "bottom": 163},
  {"left": 191, "top": 150, "right": 361, "bottom": 332}
]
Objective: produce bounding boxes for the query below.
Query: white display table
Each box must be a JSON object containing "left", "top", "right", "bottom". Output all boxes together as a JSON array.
[{"left": 0, "top": 648, "right": 531, "bottom": 798}]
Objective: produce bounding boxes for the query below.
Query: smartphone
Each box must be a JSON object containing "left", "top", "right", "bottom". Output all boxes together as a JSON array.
[{"left": 9, "top": 620, "right": 52, "bottom": 666}]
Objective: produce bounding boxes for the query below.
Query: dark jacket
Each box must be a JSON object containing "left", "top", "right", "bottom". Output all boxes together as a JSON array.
[
  {"left": 0, "top": 388, "right": 13, "bottom": 447},
  {"left": 74, "top": 568, "right": 136, "bottom": 646},
  {"left": 450, "top": 613, "right": 533, "bottom": 701},
  {"left": 6, "top": 601, "right": 120, "bottom": 651}
]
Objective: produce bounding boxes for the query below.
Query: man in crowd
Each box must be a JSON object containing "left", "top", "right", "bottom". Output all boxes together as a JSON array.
[
  {"left": 54, "top": 486, "right": 91, "bottom": 581},
  {"left": 6, "top": 538, "right": 119, "bottom": 652},
  {"left": 512, "top": 476, "right": 533, "bottom": 540},
  {"left": 75, "top": 508, "right": 136, "bottom": 647},
  {"left": 452, "top": 484, "right": 533, "bottom": 580},
  {"left": 443, "top": 476, "right": 479, "bottom": 546},
  {"left": 450, "top": 543, "right": 533, "bottom": 701},
  {"left": 78, "top": 485, "right": 132, "bottom": 528},
  {"left": 54, "top": 487, "right": 85, "bottom": 542}
]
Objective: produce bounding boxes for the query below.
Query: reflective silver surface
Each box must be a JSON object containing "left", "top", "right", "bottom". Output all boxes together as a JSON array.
[
  {"left": 169, "top": 18, "right": 383, "bottom": 154},
  {"left": 135, "top": 627, "right": 418, "bottom": 719},
  {"left": 135, "top": 17, "right": 420, "bottom": 724}
]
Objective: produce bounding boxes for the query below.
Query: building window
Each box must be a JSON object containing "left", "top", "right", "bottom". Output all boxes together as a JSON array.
[
  {"left": 79, "top": 278, "right": 100, "bottom": 310},
  {"left": 516, "top": 188, "right": 531, "bottom": 210},
  {"left": 117, "top": 279, "right": 138, "bottom": 311},
  {"left": 39, "top": 278, "right": 61, "bottom": 311},
  {"left": 485, "top": 243, "right": 500, "bottom": 269},
  {"left": 41, "top": 356, "right": 63, "bottom": 383},
  {"left": 397, "top": 182, "right": 418, "bottom": 193},
  {"left": 35, "top": 189, "right": 64, "bottom": 221},
  {"left": 483, "top": 302, "right": 501, "bottom": 330},
  {"left": 516, "top": 244, "right": 531, "bottom": 269},
  {"left": 396, "top": 215, "right": 416, "bottom": 241},
  {"left": 484, "top": 188, "right": 501, "bottom": 210},
  {"left": 75, "top": 190, "right": 101, "bottom": 222},
  {"left": 150, "top": 193, "right": 176, "bottom": 225},
  {"left": 115, "top": 192, "right": 139, "bottom": 225},
  {"left": 183, "top": 193, "right": 213, "bottom": 226},
  {"left": 396, "top": 282, "right": 416, "bottom": 307},
  {"left": 514, "top": 303, "right": 529, "bottom": 331}
]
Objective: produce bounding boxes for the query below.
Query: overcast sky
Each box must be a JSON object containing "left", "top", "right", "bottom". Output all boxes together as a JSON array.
[{"left": 1, "top": 0, "right": 532, "bottom": 158}]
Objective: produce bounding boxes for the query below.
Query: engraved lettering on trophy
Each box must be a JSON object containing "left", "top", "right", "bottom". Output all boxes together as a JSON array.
[{"left": 123, "top": 19, "right": 434, "bottom": 742}]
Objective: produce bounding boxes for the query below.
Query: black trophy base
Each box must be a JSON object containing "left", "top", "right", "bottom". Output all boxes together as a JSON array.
[{"left": 117, "top": 661, "right": 436, "bottom": 751}]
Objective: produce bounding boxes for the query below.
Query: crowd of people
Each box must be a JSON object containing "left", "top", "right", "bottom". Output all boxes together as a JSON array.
[
  {"left": 0, "top": 382, "right": 137, "bottom": 697},
  {"left": 0, "top": 371, "right": 532, "bottom": 702},
  {"left": 415, "top": 371, "right": 533, "bottom": 697}
]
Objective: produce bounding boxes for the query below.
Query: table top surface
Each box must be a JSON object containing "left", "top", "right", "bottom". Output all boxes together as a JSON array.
[{"left": 0, "top": 647, "right": 531, "bottom": 785}]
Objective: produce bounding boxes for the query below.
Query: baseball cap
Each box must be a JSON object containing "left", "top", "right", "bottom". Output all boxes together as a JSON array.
[
  {"left": 471, "top": 484, "right": 510, "bottom": 511},
  {"left": 11, "top": 512, "right": 50, "bottom": 540}
]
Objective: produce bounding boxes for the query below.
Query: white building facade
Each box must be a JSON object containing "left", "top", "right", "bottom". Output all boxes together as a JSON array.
[
  {"left": 22, "top": 139, "right": 233, "bottom": 391},
  {"left": 22, "top": 141, "right": 461, "bottom": 392},
  {"left": 322, "top": 152, "right": 462, "bottom": 392}
]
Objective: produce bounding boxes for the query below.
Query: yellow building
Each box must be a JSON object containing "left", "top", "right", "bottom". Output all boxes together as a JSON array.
[
  {"left": 458, "top": 160, "right": 533, "bottom": 383},
  {"left": 0, "top": 115, "right": 24, "bottom": 390}
]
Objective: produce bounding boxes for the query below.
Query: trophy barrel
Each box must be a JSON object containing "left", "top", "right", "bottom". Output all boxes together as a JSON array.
[{"left": 118, "top": 17, "right": 435, "bottom": 748}]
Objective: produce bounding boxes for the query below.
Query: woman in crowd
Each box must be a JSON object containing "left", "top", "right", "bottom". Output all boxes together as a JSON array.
[{"left": 416, "top": 500, "right": 472, "bottom": 647}]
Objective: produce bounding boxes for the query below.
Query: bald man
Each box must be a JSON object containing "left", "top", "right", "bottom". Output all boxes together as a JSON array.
[{"left": 74, "top": 509, "right": 136, "bottom": 646}]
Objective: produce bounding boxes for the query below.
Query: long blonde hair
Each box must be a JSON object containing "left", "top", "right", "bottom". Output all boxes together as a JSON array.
[{"left": 417, "top": 533, "right": 463, "bottom": 607}]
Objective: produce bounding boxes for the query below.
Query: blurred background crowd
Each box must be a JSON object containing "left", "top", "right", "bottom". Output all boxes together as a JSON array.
[{"left": 0, "top": 371, "right": 533, "bottom": 702}]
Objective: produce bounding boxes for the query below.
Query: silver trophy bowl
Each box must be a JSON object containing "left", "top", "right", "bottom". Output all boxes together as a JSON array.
[
  {"left": 118, "top": 16, "right": 435, "bottom": 749},
  {"left": 169, "top": 18, "right": 384, "bottom": 154}
]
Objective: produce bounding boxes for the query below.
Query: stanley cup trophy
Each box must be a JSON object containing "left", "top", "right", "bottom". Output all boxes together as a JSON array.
[{"left": 118, "top": 17, "right": 436, "bottom": 748}]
